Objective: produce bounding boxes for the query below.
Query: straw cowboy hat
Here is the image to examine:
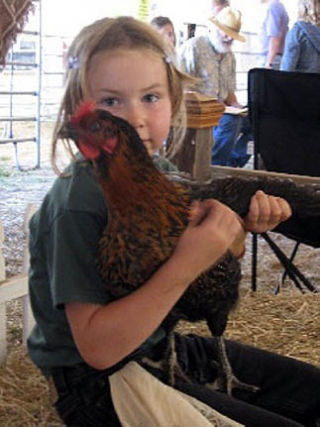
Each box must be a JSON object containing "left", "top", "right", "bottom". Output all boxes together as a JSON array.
[{"left": 209, "top": 7, "right": 246, "bottom": 42}]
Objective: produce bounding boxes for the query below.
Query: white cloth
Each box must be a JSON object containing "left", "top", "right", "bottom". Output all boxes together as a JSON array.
[{"left": 109, "top": 361, "right": 243, "bottom": 427}]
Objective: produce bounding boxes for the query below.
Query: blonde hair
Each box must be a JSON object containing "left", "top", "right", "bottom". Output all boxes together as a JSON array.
[
  {"left": 52, "top": 16, "right": 192, "bottom": 172},
  {"left": 298, "top": 0, "right": 320, "bottom": 25}
]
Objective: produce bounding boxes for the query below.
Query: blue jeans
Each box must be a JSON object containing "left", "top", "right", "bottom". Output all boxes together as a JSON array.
[
  {"left": 52, "top": 336, "right": 320, "bottom": 426},
  {"left": 173, "top": 335, "right": 320, "bottom": 427},
  {"left": 212, "top": 113, "right": 252, "bottom": 167}
]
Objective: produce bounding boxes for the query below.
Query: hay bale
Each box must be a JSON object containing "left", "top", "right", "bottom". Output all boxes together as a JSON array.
[{"left": 0, "top": 350, "right": 61, "bottom": 426}]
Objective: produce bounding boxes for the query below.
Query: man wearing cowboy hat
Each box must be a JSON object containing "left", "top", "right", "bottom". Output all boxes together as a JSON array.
[{"left": 178, "top": 6, "right": 251, "bottom": 168}]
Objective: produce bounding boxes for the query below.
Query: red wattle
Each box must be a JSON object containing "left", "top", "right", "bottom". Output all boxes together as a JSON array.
[
  {"left": 102, "top": 137, "right": 117, "bottom": 154},
  {"left": 78, "top": 141, "right": 100, "bottom": 159},
  {"left": 71, "top": 101, "right": 96, "bottom": 125}
]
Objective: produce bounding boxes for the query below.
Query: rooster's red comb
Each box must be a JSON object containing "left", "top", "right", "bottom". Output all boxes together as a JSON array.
[{"left": 71, "top": 100, "right": 96, "bottom": 125}]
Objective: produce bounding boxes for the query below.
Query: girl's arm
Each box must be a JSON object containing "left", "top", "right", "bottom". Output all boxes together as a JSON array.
[
  {"left": 66, "top": 191, "right": 291, "bottom": 370},
  {"left": 66, "top": 199, "right": 245, "bottom": 369}
]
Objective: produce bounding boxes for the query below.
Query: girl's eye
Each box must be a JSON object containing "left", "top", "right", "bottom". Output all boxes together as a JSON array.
[
  {"left": 101, "top": 98, "right": 118, "bottom": 107},
  {"left": 143, "top": 94, "right": 159, "bottom": 103}
]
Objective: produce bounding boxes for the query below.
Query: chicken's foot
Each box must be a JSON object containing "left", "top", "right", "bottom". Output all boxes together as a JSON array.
[
  {"left": 209, "top": 336, "right": 260, "bottom": 397},
  {"left": 166, "top": 332, "right": 192, "bottom": 386}
]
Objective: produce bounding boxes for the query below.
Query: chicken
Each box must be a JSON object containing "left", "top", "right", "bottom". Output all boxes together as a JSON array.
[{"left": 62, "top": 101, "right": 320, "bottom": 396}]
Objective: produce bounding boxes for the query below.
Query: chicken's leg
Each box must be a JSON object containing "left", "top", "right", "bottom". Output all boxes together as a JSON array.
[
  {"left": 214, "top": 336, "right": 259, "bottom": 397},
  {"left": 141, "top": 331, "right": 192, "bottom": 386}
]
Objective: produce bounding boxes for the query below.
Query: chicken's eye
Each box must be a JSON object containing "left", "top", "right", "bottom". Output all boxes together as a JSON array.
[
  {"left": 89, "top": 121, "right": 101, "bottom": 133},
  {"left": 104, "top": 127, "right": 116, "bottom": 138}
]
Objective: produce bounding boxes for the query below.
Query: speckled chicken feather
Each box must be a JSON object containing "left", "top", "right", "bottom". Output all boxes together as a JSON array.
[{"left": 65, "top": 105, "right": 320, "bottom": 393}]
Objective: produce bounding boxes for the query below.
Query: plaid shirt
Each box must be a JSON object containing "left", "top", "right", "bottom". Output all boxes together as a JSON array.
[{"left": 178, "top": 35, "right": 236, "bottom": 101}]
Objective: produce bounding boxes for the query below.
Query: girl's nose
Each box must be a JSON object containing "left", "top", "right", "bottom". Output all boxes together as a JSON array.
[{"left": 125, "top": 104, "right": 145, "bottom": 130}]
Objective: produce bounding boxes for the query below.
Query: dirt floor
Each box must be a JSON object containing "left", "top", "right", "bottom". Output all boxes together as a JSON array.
[{"left": 0, "top": 122, "right": 319, "bottom": 424}]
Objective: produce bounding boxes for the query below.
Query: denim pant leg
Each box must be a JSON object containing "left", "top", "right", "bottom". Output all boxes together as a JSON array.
[
  {"left": 173, "top": 335, "right": 320, "bottom": 427},
  {"left": 212, "top": 113, "right": 242, "bottom": 166},
  {"left": 230, "top": 114, "right": 252, "bottom": 167},
  {"left": 52, "top": 367, "right": 121, "bottom": 426},
  {"left": 176, "top": 379, "right": 303, "bottom": 427},
  {"left": 226, "top": 340, "right": 320, "bottom": 426}
]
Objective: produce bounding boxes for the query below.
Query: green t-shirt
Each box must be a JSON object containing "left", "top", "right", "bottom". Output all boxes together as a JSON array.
[{"left": 27, "top": 155, "right": 177, "bottom": 377}]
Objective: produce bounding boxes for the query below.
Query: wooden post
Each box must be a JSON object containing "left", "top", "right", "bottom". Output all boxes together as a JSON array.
[{"left": 172, "top": 92, "right": 225, "bottom": 182}]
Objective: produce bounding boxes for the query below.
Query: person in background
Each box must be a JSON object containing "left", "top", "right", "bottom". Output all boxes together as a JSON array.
[
  {"left": 150, "top": 15, "right": 178, "bottom": 154},
  {"left": 212, "top": 0, "right": 230, "bottom": 16},
  {"left": 259, "top": 0, "right": 289, "bottom": 69},
  {"left": 150, "top": 16, "right": 176, "bottom": 52},
  {"left": 178, "top": 6, "right": 251, "bottom": 167},
  {"left": 281, "top": 0, "right": 320, "bottom": 72}
]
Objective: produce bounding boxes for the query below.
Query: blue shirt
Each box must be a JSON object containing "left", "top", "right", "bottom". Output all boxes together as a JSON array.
[
  {"left": 281, "top": 21, "right": 320, "bottom": 73},
  {"left": 259, "top": 0, "right": 289, "bottom": 55}
]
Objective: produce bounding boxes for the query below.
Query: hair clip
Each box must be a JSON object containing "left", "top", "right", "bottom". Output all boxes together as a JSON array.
[{"left": 68, "top": 55, "right": 79, "bottom": 69}]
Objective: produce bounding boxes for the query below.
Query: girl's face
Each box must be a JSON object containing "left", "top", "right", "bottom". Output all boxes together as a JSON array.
[{"left": 87, "top": 48, "right": 172, "bottom": 156}]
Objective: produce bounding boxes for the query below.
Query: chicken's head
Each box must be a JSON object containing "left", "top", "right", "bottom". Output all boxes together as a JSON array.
[
  {"left": 59, "top": 101, "right": 124, "bottom": 160},
  {"left": 59, "top": 100, "right": 156, "bottom": 190}
]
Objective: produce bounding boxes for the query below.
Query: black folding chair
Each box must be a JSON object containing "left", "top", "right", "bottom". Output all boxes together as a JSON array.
[{"left": 248, "top": 68, "right": 320, "bottom": 293}]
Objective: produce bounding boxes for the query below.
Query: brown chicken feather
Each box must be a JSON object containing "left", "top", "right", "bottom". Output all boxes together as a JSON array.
[{"left": 63, "top": 103, "right": 320, "bottom": 395}]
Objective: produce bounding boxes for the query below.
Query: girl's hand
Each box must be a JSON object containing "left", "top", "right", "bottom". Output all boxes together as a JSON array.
[
  {"left": 244, "top": 190, "right": 292, "bottom": 234},
  {"left": 172, "top": 199, "right": 246, "bottom": 280}
]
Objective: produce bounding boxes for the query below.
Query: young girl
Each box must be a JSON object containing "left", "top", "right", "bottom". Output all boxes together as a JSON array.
[{"left": 28, "top": 16, "right": 320, "bottom": 426}]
